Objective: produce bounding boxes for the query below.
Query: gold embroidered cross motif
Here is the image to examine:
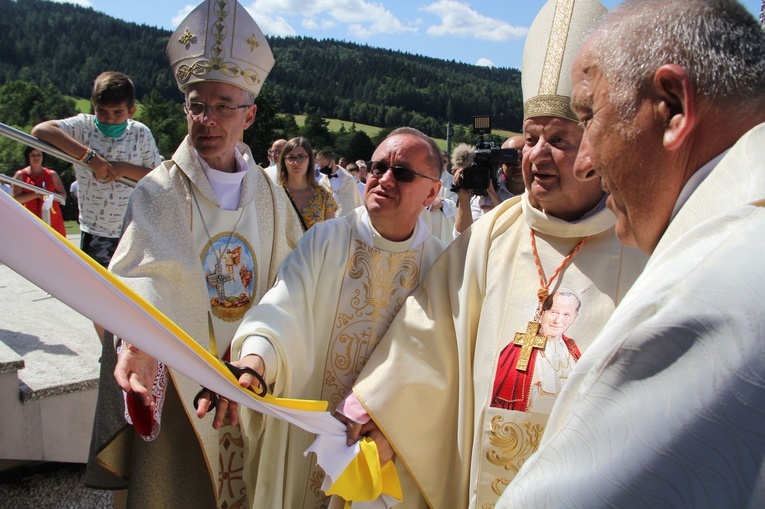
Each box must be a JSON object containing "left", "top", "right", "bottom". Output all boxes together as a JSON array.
[
  {"left": 513, "top": 321, "right": 547, "bottom": 372},
  {"left": 178, "top": 28, "right": 195, "bottom": 48},
  {"left": 246, "top": 34, "right": 260, "bottom": 52},
  {"left": 176, "top": 0, "right": 264, "bottom": 87}
]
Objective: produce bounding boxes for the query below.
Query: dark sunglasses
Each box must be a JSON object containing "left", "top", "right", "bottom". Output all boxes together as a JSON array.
[{"left": 366, "top": 160, "right": 440, "bottom": 183}]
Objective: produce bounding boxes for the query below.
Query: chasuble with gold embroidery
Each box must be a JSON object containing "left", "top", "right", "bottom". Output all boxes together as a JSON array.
[
  {"left": 231, "top": 207, "right": 446, "bottom": 509},
  {"left": 499, "top": 123, "right": 765, "bottom": 509},
  {"left": 86, "top": 137, "right": 302, "bottom": 509},
  {"left": 352, "top": 194, "right": 646, "bottom": 508}
]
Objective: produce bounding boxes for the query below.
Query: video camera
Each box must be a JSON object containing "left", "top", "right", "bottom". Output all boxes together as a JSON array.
[{"left": 451, "top": 116, "right": 519, "bottom": 197}]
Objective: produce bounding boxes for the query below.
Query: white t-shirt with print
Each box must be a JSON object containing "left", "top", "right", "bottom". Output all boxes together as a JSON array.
[{"left": 57, "top": 114, "right": 161, "bottom": 238}]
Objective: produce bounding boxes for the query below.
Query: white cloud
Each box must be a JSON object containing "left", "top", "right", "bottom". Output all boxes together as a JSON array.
[
  {"left": 347, "top": 23, "right": 367, "bottom": 38},
  {"left": 170, "top": 3, "right": 296, "bottom": 36},
  {"left": 476, "top": 57, "right": 495, "bottom": 67},
  {"left": 250, "top": 12, "right": 299, "bottom": 36},
  {"left": 171, "top": 5, "right": 195, "bottom": 28},
  {"left": 50, "top": 0, "right": 92, "bottom": 6},
  {"left": 422, "top": 0, "right": 528, "bottom": 41},
  {"left": 301, "top": 18, "right": 336, "bottom": 30},
  {"left": 248, "top": 0, "right": 416, "bottom": 38}
]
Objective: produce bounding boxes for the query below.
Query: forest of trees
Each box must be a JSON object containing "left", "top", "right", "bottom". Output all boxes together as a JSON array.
[
  {"left": 0, "top": 0, "right": 178, "bottom": 100},
  {"left": 267, "top": 36, "right": 523, "bottom": 135},
  {"left": 0, "top": 0, "right": 523, "bottom": 133},
  {"left": 0, "top": 0, "right": 523, "bottom": 218}
]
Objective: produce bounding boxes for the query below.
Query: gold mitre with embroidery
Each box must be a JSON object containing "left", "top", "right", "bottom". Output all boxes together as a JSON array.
[
  {"left": 166, "top": 0, "right": 274, "bottom": 96},
  {"left": 522, "top": 0, "right": 606, "bottom": 122}
]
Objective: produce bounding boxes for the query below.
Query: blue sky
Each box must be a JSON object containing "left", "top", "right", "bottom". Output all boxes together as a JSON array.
[{"left": 52, "top": 0, "right": 764, "bottom": 70}]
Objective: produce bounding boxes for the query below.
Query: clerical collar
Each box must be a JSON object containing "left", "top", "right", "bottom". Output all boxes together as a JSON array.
[
  {"left": 522, "top": 192, "right": 615, "bottom": 239},
  {"left": 193, "top": 147, "right": 247, "bottom": 175},
  {"left": 670, "top": 149, "right": 728, "bottom": 221},
  {"left": 354, "top": 208, "right": 430, "bottom": 252},
  {"left": 193, "top": 148, "right": 247, "bottom": 210},
  {"left": 579, "top": 194, "right": 609, "bottom": 221}
]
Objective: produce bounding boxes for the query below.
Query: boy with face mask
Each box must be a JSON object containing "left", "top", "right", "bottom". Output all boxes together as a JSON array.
[{"left": 32, "top": 71, "right": 161, "bottom": 267}]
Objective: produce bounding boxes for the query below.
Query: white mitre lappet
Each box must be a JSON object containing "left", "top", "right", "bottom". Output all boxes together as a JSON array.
[
  {"left": 166, "top": 0, "right": 274, "bottom": 96},
  {"left": 522, "top": 0, "right": 606, "bottom": 122}
]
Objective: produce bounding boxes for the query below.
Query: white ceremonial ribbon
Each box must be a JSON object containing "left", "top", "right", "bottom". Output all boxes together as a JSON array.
[
  {"left": 0, "top": 191, "right": 361, "bottom": 489},
  {"left": 0, "top": 173, "right": 66, "bottom": 204},
  {"left": 41, "top": 193, "right": 54, "bottom": 212},
  {"left": 40, "top": 193, "right": 54, "bottom": 227}
]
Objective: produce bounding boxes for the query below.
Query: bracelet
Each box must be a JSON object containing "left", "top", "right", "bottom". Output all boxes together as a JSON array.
[{"left": 80, "top": 148, "right": 96, "bottom": 165}]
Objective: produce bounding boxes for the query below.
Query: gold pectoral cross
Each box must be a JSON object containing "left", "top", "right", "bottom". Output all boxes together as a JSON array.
[{"left": 513, "top": 321, "right": 547, "bottom": 372}]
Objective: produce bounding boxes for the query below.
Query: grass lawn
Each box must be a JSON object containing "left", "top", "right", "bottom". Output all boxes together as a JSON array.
[
  {"left": 293, "top": 115, "right": 383, "bottom": 138},
  {"left": 71, "top": 97, "right": 518, "bottom": 149},
  {"left": 64, "top": 220, "right": 80, "bottom": 236},
  {"left": 73, "top": 97, "right": 91, "bottom": 113},
  {"left": 292, "top": 114, "right": 519, "bottom": 151}
]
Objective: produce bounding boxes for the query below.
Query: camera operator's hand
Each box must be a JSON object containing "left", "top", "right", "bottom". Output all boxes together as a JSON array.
[
  {"left": 453, "top": 167, "right": 474, "bottom": 235},
  {"left": 452, "top": 167, "right": 473, "bottom": 200},
  {"left": 487, "top": 179, "right": 502, "bottom": 207}
]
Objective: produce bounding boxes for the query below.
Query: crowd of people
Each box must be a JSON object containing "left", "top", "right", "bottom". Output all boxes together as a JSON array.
[{"left": 6, "top": 0, "right": 765, "bottom": 507}]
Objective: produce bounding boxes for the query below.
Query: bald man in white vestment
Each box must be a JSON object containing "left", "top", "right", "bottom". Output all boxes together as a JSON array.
[
  {"left": 229, "top": 127, "right": 447, "bottom": 509},
  {"left": 499, "top": 1, "right": 765, "bottom": 507}
]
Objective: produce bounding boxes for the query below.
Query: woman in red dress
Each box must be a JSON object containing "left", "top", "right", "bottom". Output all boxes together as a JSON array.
[{"left": 13, "top": 147, "right": 67, "bottom": 236}]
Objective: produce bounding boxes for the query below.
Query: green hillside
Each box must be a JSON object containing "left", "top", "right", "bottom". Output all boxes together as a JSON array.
[
  {"left": 0, "top": 0, "right": 521, "bottom": 194},
  {"left": 292, "top": 115, "right": 519, "bottom": 150},
  {"left": 0, "top": 0, "right": 523, "bottom": 138}
]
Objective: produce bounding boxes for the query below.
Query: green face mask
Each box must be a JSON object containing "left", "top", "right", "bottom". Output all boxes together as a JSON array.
[{"left": 94, "top": 117, "right": 128, "bottom": 138}]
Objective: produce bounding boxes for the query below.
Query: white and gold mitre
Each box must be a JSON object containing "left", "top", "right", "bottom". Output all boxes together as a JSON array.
[
  {"left": 522, "top": 0, "right": 606, "bottom": 121},
  {"left": 166, "top": 0, "right": 274, "bottom": 96}
]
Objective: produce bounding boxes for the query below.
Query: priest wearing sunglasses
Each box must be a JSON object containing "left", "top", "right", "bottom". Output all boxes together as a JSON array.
[{"left": 227, "top": 126, "right": 447, "bottom": 508}]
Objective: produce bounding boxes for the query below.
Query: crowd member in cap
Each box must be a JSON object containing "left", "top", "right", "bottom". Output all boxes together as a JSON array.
[
  {"left": 317, "top": 149, "right": 363, "bottom": 216},
  {"left": 499, "top": 0, "right": 765, "bottom": 507},
  {"left": 339, "top": 1, "right": 646, "bottom": 507},
  {"left": 85, "top": 1, "right": 302, "bottom": 508},
  {"left": 230, "top": 127, "right": 446, "bottom": 508}
]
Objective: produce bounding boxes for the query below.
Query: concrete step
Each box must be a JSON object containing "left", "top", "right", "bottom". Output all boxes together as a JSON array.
[{"left": 0, "top": 234, "right": 101, "bottom": 464}]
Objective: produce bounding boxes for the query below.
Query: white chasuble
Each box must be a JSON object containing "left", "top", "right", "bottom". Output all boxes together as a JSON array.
[
  {"left": 499, "top": 123, "right": 765, "bottom": 509},
  {"left": 419, "top": 198, "right": 457, "bottom": 246},
  {"left": 189, "top": 188, "right": 263, "bottom": 509},
  {"left": 232, "top": 208, "right": 446, "bottom": 509},
  {"left": 353, "top": 194, "right": 647, "bottom": 509},
  {"left": 94, "top": 137, "right": 302, "bottom": 509},
  {"left": 321, "top": 235, "right": 422, "bottom": 407}
]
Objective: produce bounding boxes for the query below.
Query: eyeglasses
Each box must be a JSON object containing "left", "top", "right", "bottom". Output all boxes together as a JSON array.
[
  {"left": 183, "top": 101, "right": 251, "bottom": 118},
  {"left": 284, "top": 155, "right": 308, "bottom": 164},
  {"left": 366, "top": 160, "right": 440, "bottom": 183}
]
